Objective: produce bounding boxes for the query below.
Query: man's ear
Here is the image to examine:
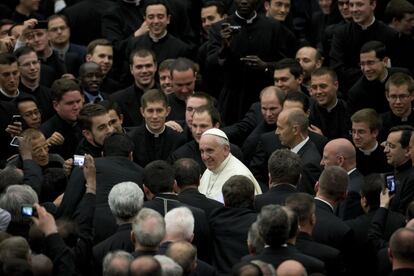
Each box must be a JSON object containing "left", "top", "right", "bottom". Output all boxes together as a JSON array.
[
  {"left": 85, "top": 54, "right": 92, "bottom": 62},
  {"left": 140, "top": 107, "right": 144, "bottom": 117},
  {"left": 82, "top": 129, "right": 92, "bottom": 140},
  {"left": 314, "top": 181, "right": 320, "bottom": 194},
  {"left": 173, "top": 180, "right": 180, "bottom": 193}
]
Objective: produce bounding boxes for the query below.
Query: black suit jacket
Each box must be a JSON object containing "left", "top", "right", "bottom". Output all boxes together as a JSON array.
[
  {"left": 296, "top": 232, "right": 345, "bottom": 276},
  {"left": 245, "top": 246, "right": 325, "bottom": 274},
  {"left": 208, "top": 206, "right": 257, "bottom": 275},
  {"left": 335, "top": 169, "right": 365, "bottom": 220},
  {"left": 110, "top": 84, "right": 144, "bottom": 127},
  {"left": 177, "top": 188, "right": 223, "bottom": 217},
  {"left": 254, "top": 183, "right": 297, "bottom": 212},
  {"left": 143, "top": 193, "right": 212, "bottom": 264},
  {"left": 92, "top": 223, "right": 134, "bottom": 275}
]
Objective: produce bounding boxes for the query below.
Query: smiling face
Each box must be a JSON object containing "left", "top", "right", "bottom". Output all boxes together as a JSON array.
[
  {"left": 31, "top": 134, "right": 49, "bottom": 167},
  {"left": 199, "top": 134, "right": 229, "bottom": 171},
  {"left": 17, "top": 51, "right": 40, "bottom": 83},
  {"left": 359, "top": 50, "right": 387, "bottom": 81},
  {"left": 130, "top": 55, "right": 157, "bottom": 89},
  {"left": 310, "top": 73, "right": 338, "bottom": 108},
  {"left": 265, "top": 0, "right": 291, "bottom": 21},
  {"left": 386, "top": 83, "right": 414, "bottom": 118},
  {"left": 201, "top": 5, "right": 225, "bottom": 33},
  {"left": 350, "top": 0, "right": 375, "bottom": 26},
  {"left": 140, "top": 101, "right": 170, "bottom": 133},
  {"left": 351, "top": 121, "right": 377, "bottom": 150},
  {"left": 86, "top": 45, "right": 113, "bottom": 76},
  {"left": 145, "top": 4, "right": 170, "bottom": 38},
  {"left": 185, "top": 96, "right": 209, "bottom": 128},
  {"left": 384, "top": 131, "right": 410, "bottom": 167},
  {"left": 274, "top": 68, "right": 302, "bottom": 93},
  {"left": 80, "top": 63, "right": 104, "bottom": 92}
]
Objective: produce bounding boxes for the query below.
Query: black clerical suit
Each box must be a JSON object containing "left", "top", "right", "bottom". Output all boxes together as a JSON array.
[
  {"left": 129, "top": 125, "right": 186, "bottom": 168},
  {"left": 208, "top": 206, "right": 257, "bottom": 275},
  {"left": 381, "top": 109, "right": 414, "bottom": 140},
  {"left": 356, "top": 143, "right": 392, "bottom": 176},
  {"left": 207, "top": 14, "right": 296, "bottom": 124},
  {"left": 335, "top": 169, "right": 365, "bottom": 220},
  {"left": 75, "top": 138, "right": 103, "bottom": 158},
  {"left": 110, "top": 84, "right": 145, "bottom": 127},
  {"left": 391, "top": 160, "right": 414, "bottom": 214},
  {"left": 166, "top": 93, "right": 187, "bottom": 121},
  {"left": 18, "top": 83, "right": 54, "bottom": 120},
  {"left": 40, "top": 114, "right": 82, "bottom": 160},
  {"left": 177, "top": 187, "right": 223, "bottom": 217},
  {"left": 143, "top": 193, "right": 212, "bottom": 264},
  {"left": 241, "top": 120, "right": 275, "bottom": 163},
  {"left": 254, "top": 183, "right": 297, "bottom": 212}
]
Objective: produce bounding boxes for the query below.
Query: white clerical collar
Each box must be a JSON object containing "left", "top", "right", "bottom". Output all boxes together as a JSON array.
[
  {"left": 359, "top": 141, "right": 378, "bottom": 156},
  {"left": 348, "top": 168, "right": 356, "bottom": 175},
  {"left": 291, "top": 136, "right": 309, "bottom": 154},
  {"left": 325, "top": 98, "right": 338, "bottom": 112},
  {"left": 212, "top": 154, "right": 231, "bottom": 174},
  {"left": 145, "top": 124, "right": 165, "bottom": 137},
  {"left": 235, "top": 11, "right": 257, "bottom": 24},
  {"left": 315, "top": 196, "right": 334, "bottom": 212},
  {"left": 359, "top": 16, "right": 375, "bottom": 30},
  {"left": 0, "top": 87, "right": 19, "bottom": 98},
  {"left": 149, "top": 31, "right": 167, "bottom": 43}
]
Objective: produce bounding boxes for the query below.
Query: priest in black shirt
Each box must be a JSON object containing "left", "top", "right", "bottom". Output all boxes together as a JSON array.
[{"left": 129, "top": 89, "right": 186, "bottom": 167}]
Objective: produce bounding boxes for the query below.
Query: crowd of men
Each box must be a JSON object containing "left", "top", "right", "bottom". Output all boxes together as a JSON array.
[{"left": 0, "top": 0, "right": 414, "bottom": 275}]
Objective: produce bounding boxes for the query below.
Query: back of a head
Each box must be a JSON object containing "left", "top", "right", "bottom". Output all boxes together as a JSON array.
[
  {"left": 143, "top": 160, "right": 175, "bottom": 195},
  {"left": 0, "top": 185, "right": 38, "bottom": 224},
  {"left": 361, "top": 174, "right": 383, "bottom": 210},
  {"left": 285, "top": 193, "right": 315, "bottom": 225},
  {"left": 247, "top": 222, "right": 265, "bottom": 255},
  {"left": 103, "top": 132, "right": 135, "bottom": 157},
  {"left": 389, "top": 227, "right": 414, "bottom": 264},
  {"left": 173, "top": 158, "right": 201, "bottom": 188},
  {"left": 257, "top": 205, "right": 290, "bottom": 248},
  {"left": 318, "top": 166, "right": 349, "bottom": 202},
  {"left": 222, "top": 175, "right": 255, "bottom": 208},
  {"left": 166, "top": 241, "right": 197, "bottom": 276},
  {"left": 232, "top": 261, "right": 263, "bottom": 276},
  {"left": 102, "top": 250, "right": 133, "bottom": 276},
  {"left": 132, "top": 208, "right": 166, "bottom": 248},
  {"left": 31, "top": 254, "right": 53, "bottom": 276},
  {"left": 276, "top": 260, "right": 307, "bottom": 276},
  {"left": 165, "top": 207, "right": 194, "bottom": 242},
  {"left": 283, "top": 206, "right": 299, "bottom": 240},
  {"left": 130, "top": 256, "right": 162, "bottom": 276},
  {"left": 268, "top": 149, "right": 302, "bottom": 186},
  {"left": 0, "top": 237, "right": 30, "bottom": 264},
  {"left": 108, "top": 182, "right": 144, "bottom": 222},
  {"left": 284, "top": 91, "right": 310, "bottom": 113},
  {"left": 285, "top": 108, "right": 309, "bottom": 134},
  {"left": 1, "top": 257, "right": 33, "bottom": 276},
  {"left": 153, "top": 255, "right": 183, "bottom": 276},
  {"left": 0, "top": 166, "right": 23, "bottom": 194}
]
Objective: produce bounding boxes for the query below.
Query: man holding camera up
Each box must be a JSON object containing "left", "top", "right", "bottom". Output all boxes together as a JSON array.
[{"left": 206, "top": 0, "right": 296, "bottom": 125}]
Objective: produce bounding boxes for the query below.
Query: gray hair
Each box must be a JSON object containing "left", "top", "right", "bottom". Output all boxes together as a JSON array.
[
  {"left": 0, "top": 166, "right": 24, "bottom": 193},
  {"left": 108, "top": 182, "right": 144, "bottom": 222},
  {"left": 165, "top": 207, "right": 194, "bottom": 241},
  {"left": 102, "top": 250, "right": 133, "bottom": 276},
  {"left": 247, "top": 221, "right": 265, "bottom": 255},
  {"left": 0, "top": 185, "right": 38, "bottom": 223},
  {"left": 154, "top": 255, "right": 183, "bottom": 276},
  {"left": 132, "top": 208, "right": 165, "bottom": 248}
]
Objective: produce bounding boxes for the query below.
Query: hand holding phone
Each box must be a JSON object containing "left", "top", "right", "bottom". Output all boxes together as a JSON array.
[
  {"left": 385, "top": 173, "right": 396, "bottom": 194},
  {"left": 73, "top": 155, "right": 85, "bottom": 166},
  {"left": 21, "top": 204, "right": 37, "bottom": 217}
]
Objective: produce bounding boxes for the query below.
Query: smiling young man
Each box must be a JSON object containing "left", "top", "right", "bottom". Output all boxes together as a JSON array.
[
  {"left": 126, "top": 0, "right": 191, "bottom": 67},
  {"left": 129, "top": 89, "right": 186, "bottom": 167}
]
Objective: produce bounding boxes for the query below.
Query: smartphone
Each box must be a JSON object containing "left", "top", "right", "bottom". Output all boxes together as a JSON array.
[
  {"left": 21, "top": 205, "right": 37, "bottom": 217},
  {"left": 73, "top": 155, "right": 85, "bottom": 166},
  {"left": 11, "top": 115, "right": 22, "bottom": 125},
  {"left": 385, "top": 173, "right": 396, "bottom": 194},
  {"left": 9, "top": 136, "right": 21, "bottom": 147}
]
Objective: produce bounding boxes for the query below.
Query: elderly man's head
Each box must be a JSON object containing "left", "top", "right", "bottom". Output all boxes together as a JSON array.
[
  {"left": 199, "top": 128, "right": 230, "bottom": 171},
  {"left": 108, "top": 182, "right": 144, "bottom": 224}
]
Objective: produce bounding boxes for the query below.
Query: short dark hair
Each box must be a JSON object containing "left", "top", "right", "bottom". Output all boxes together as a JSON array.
[
  {"left": 257, "top": 205, "right": 290, "bottom": 247},
  {"left": 284, "top": 206, "right": 299, "bottom": 239},
  {"left": 170, "top": 57, "right": 197, "bottom": 76},
  {"left": 188, "top": 92, "right": 213, "bottom": 107},
  {"left": 0, "top": 52, "right": 17, "bottom": 66},
  {"left": 129, "top": 48, "right": 157, "bottom": 65},
  {"left": 361, "top": 174, "right": 383, "bottom": 209},
  {"left": 222, "top": 175, "right": 255, "bottom": 208},
  {"left": 285, "top": 193, "right": 315, "bottom": 223},
  {"left": 311, "top": 67, "right": 338, "bottom": 82},
  {"left": 194, "top": 105, "right": 221, "bottom": 126},
  {"left": 87, "top": 39, "right": 112, "bottom": 55},
  {"left": 284, "top": 91, "right": 310, "bottom": 113},
  {"left": 78, "top": 103, "right": 108, "bottom": 131},
  {"left": 98, "top": 100, "right": 123, "bottom": 118},
  {"left": 158, "top": 58, "right": 174, "bottom": 72},
  {"left": 174, "top": 158, "right": 201, "bottom": 188},
  {"left": 268, "top": 149, "right": 302, "bottom": 185},
  {"left": 384, "top": 0, "right": 414, "bottom": 23},
  {"left": 274, "top": 58, "right": 303, "bottom": 78},
  {"left": 13, "top": 46, "right": 36, "bottom": 60},
  {"left": 47, "top": 14, "right": 69, "bottom": 26},
  {"left": 318, "top": 166, "right": 349, "bottom": 201},
  {"left": 351, "top": 108, "right": 382, "bottom": 131},
  {"left": 143, "top": 160, "right": 175, "bottom": 194},
  {"left": 144, "top": 0, "right": 170, "bottom": 15},
  {"left": 202, "top": 1, "right": 226, "bottom": 16},
  {"left": 141, "top": 89, "right": 168, "bottom": 109},
  {"left": 389, "top": 228, "right": 414, "bottom": 263},
  {"left": 385, "top": 72, "right": 414, "bottom": 96},
  {"left": 360, "top": 40, "right": 387, "bottom": 59},
  {"left": 51, "top": 78, "right": 82, "bottom": 102},
  {"left": 389, "top": 125, "right": 414, "bottom": 149},
  {"left": 103, "top": 132, "right": 135, "bottom": 157}
]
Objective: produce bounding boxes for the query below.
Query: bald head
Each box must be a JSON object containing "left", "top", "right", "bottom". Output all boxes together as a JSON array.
[
  {"left": 130, "top": 256, "right": 161, "bottom": 276},
  {"left": 321, "top": 138, "right": 356, "bottom": 171},
  {"left": 276, "top": 108, "right": 309, "bottom": 148},
  {"left": 276, "top": 260, "right": 307, "bottom": 276}
]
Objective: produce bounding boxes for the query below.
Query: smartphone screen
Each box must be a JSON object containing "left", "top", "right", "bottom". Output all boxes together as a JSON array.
[
  {"left": 385, "top": 174, "right": 396, "bottom": 194},
  {"left": 21, "top": 205, "right": 34, "bottom": 217},
  {"left": 73, "top": 155, "right": 85, "bottom": 166},
  {"left": 9, "top": 136, "right": 21, "bottom": 147}
]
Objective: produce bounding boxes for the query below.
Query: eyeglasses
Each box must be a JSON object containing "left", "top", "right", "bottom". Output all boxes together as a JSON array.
[
  {"left": 359, "top": 59, "right": 381, "bottom": 67},
  {"left": 22, "top": 109, "right": 41, "bottom": 118},
  {"left": 387, "top": 94, "right": 411, "bottom": 102},
  {"left": 19, "top": 60, "right": 40, "bottom": 68},
  {"left": 48, "top": 26, "right": 68, "bottom": 32},
  {"left": 338, "top": 1, "right": 349, "bottom": 6}
]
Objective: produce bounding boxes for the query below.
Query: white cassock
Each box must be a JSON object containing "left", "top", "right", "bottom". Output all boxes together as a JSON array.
[{"left": 199, "top": 154, "right": 262, "bottom": 203}]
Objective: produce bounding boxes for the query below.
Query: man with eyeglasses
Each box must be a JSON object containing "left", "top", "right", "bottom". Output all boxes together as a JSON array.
[
  {"left": 14, "top": 46, "right": 54, "bottom": 120},
  {"left": 347, "top": 40, "right": 409, "bottom": 115},
  {"left": 381, "top": 72, "right": 414, "bottom": 135},
  {"left": 383, "top": 125, "right": 414, "bottom": 214}
]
